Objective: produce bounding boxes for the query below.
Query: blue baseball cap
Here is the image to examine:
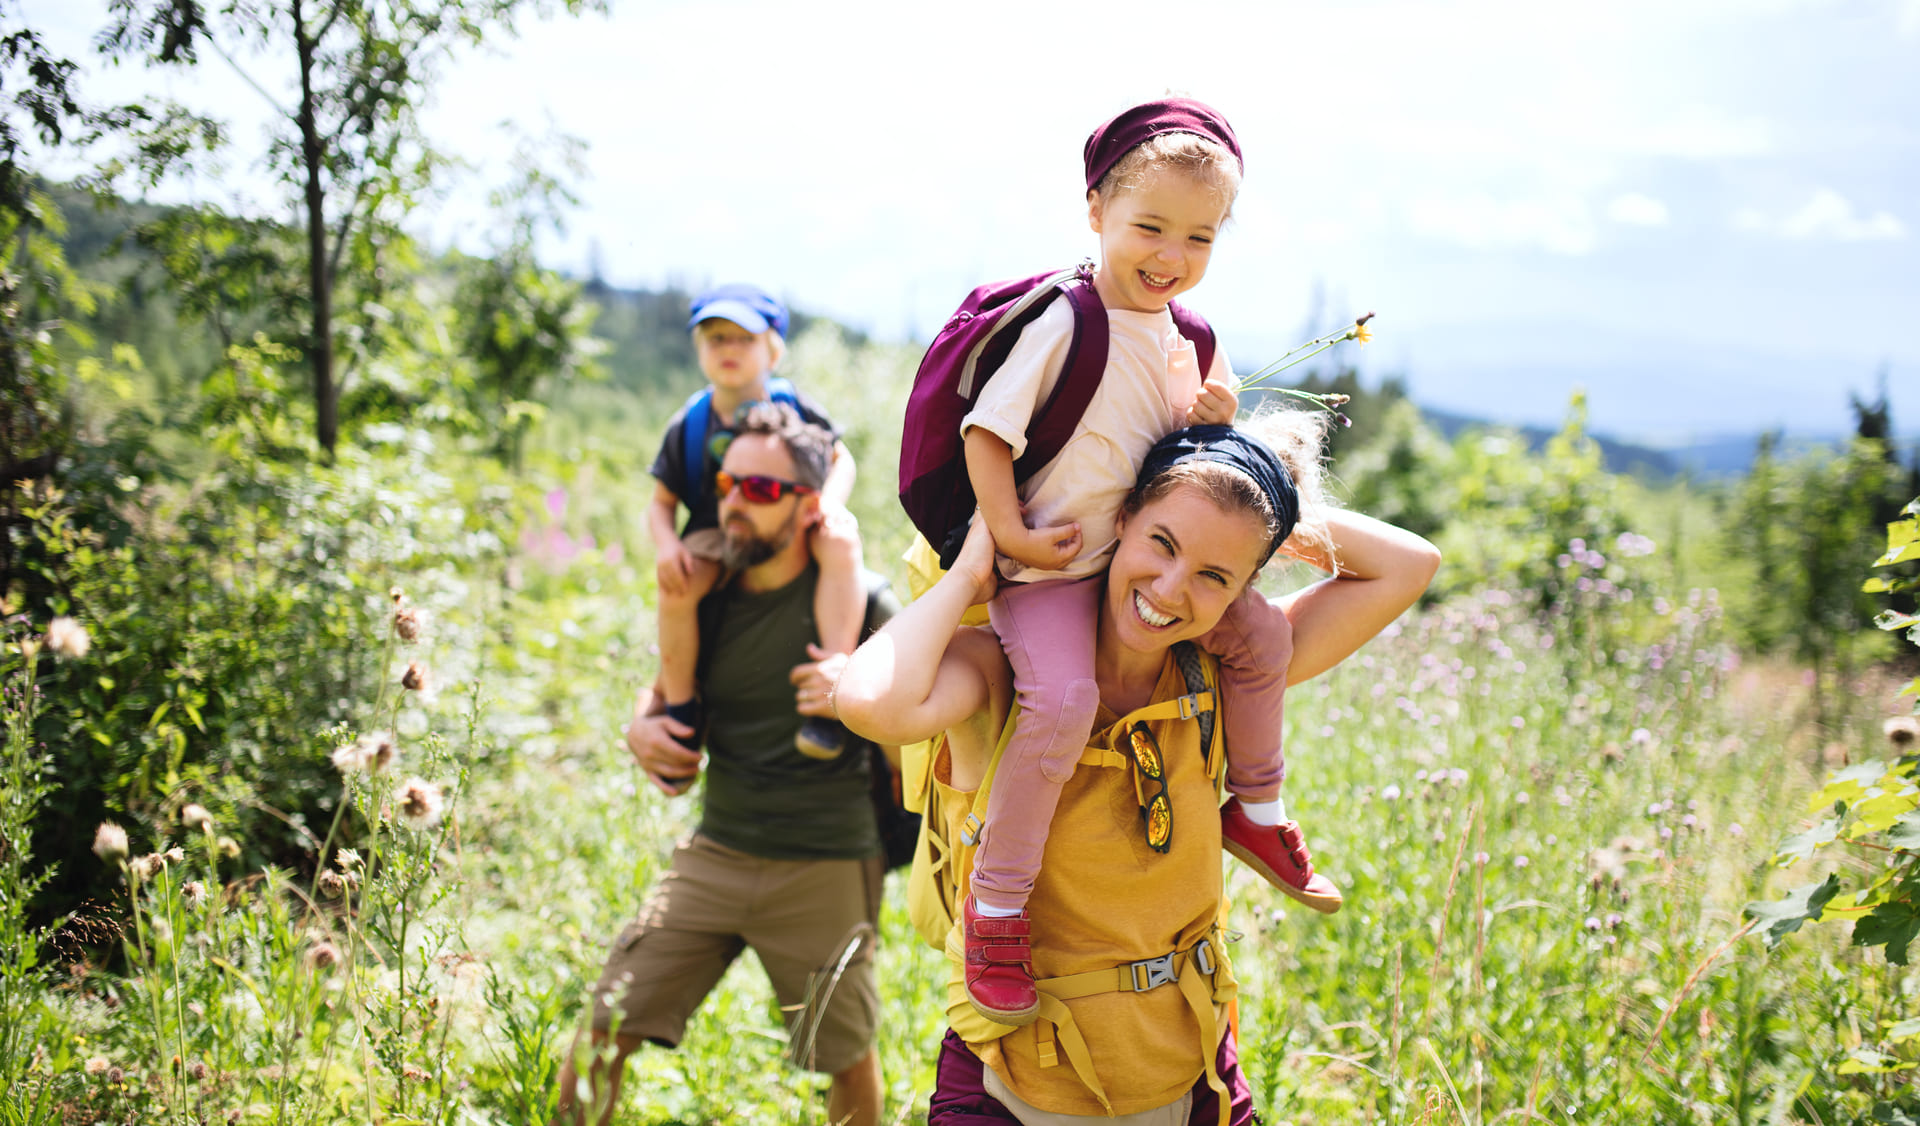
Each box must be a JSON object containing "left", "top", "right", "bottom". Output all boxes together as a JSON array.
[{"left": 688, "top": 283, "right": 789, "bottom": 339}]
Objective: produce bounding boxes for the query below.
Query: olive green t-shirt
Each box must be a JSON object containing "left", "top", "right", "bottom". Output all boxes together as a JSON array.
[{"left": 695, "top": 566, "right": 899, "bottom": 860}]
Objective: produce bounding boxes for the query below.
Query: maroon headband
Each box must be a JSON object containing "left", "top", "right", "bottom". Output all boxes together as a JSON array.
[{"left": 1083, "top": 97, "right": 1244, "bottom": 193}]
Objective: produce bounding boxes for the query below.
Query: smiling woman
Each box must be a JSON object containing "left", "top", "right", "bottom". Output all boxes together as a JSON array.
[{"left": 834, "top": 411, "right": 1441, "bottom": 1123}]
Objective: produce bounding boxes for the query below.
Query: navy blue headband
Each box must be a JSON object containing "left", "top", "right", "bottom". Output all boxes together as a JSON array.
[{"left": 1138, "top": 425, "right": 1299, "bottom": 566}]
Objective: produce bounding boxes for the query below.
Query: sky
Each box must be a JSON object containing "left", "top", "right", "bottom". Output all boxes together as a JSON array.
[{"left": 23, "top": 0, "right": 1920, "bottom": 443}]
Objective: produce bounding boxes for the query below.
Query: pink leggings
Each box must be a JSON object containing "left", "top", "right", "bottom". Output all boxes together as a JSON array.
[{"left": 971, "top": 577, "right": 1294, "bottom": 911}]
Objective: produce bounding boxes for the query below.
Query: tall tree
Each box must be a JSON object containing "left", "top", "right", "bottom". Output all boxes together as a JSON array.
[{"left": 98, "top": 0, "right": 604, "bottom": 457}]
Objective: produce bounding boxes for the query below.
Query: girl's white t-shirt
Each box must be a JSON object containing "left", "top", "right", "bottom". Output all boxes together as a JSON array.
[{"left": 959, "top": 297, "right": 1233, "bottom": 583}]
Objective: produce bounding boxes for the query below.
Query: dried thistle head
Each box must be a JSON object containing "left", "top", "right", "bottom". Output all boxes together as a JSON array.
[
  {"left": 180, "top": 804, "right": 214, "bottom": 834},
  {"left": 393, "top": 606, "right": 426, "bottom": 643},
  {"left": 401, "top": 661, "right": 429, "bottom": 692},
  {"left": 92, "top": 822, "right": 129, "bottom": 862},
  {"left": 306, "top": 941, "right": 342, "bottom": 971},
  {"left": 396, "top": 778, "right": 446, "bottom": 830},
  {"left": 181, "top": 881, "right": 209, "bottom": 908},
  {"left": 45, "top": 616, "right": 91, "bottom": 659},
  {"left": 1885, "top": 715, "right": 1918, "bottom": 750}
]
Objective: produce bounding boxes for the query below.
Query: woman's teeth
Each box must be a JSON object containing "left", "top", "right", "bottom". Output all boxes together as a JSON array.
[{"left": 1134, "top": 591, "right": 1173, "bottom": 627}]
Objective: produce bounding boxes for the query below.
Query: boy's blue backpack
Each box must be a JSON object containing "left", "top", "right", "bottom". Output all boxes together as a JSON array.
[
  {"left": 898, "top": 263, "right": 1216, "bottom": 569},
  {"left": 680, "top": 377, "right": 802, "bottom": 510}
]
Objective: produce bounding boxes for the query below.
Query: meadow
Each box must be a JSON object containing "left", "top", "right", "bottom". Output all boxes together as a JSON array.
[{"left": 3, "top": 323, "right": 1915, "bottom": 1126}]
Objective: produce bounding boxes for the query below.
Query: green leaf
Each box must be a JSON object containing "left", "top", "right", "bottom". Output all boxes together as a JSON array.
[
  {"left": 1853, "top": 899, "right": 1920, "bottom": 965},
  {"left": 1877, "top": 541, "right": 1920, "bottom": 567},
  {"left": 1839, "top": 1048, "right": 1913, "bottom": 1075},
  {"left": 1849, "top": 788, "right": 1920, "bottom": 838},
  {"left": 1745, "top": 874, "right": 1844, "bottom": 946},
  {"left": 1878, "top": 610, "right": 1920, "bottom": 632},
  {"left": 1811, "top": 761, "right": 1893, "bottom": 812},
  {"left": 1887, "top": 1017, "right": 1920, "bottom": 1044},
  {"left": 1903, "top": 677, "right": 1920, "bottom": 699},
  {"left": 1776, "top": 818, "right": 1841, "bottom": 864},
  {"left": 1891, "top": 811, "right": 1920, "bottom": 851}
]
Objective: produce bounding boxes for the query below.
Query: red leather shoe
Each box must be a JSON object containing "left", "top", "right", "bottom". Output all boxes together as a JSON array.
[
  {"left": 1220, "top": 798, "right": 1344, "bottom": 914},
  {"left": 962, "top": 896, "right": 1040, "bottom": 1025}
]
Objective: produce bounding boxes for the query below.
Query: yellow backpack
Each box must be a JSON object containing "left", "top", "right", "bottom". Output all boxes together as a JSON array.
[{"left": 899, "top": 638, "right": 1223, "bottom": 951}]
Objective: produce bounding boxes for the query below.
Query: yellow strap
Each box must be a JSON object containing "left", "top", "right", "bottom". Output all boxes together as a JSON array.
[
  {"left": 1121, "top": 690, "right": 1214, "bottom": 726},
  {"left": 1077, "top": 747, "right": 1129, "bottom": 770},
  {"left": 1032, "top": 994, "right": 1113, "bottom": 1116},
  {"left": 1019, "top": 942, "right": 1228, "bottom": 1123},
  {"left": 1176, "top": 961, "right": 1230, "bottom": 1126}
]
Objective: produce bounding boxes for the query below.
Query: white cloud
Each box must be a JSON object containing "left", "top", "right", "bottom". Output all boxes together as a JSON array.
[
  {"left": 1607, "top": 193, "right": 1670, "bottom": 227},
  {"left": 1737, "top": 188, "right": 1908, "bottom": 241},
  {"left": 1405, "top": 194, "right": 1597, "bottom": 256}
]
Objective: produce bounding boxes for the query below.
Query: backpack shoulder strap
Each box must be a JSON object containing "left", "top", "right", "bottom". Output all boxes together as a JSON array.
[
  {"left": 959, "top": 705, "right": 1023, "bottom": 848},
  {"left": 766, "top": 375, "right": 801, "bottom": 408},
  {"left": 680, "top": 385, "right": 717, "bottom": 509},
  {"left": 1170, "top": 641, "right": 1219, "bottom": 778},
  {"left": 682, "top": 378, "right": 804, "bottom": 509},
  {"left": 1012, "top": 272, "right": 1109, "bottom": 483},
  {"left": 1167, "top": 301, "right": 1218, "bottom": 378}
]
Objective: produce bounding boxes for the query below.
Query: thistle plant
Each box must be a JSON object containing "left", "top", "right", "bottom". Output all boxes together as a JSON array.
[{"left": 1233, "top": 312, "right": 1376, "bottom": 423}]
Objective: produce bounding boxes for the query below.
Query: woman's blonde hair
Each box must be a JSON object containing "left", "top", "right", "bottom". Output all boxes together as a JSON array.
[
  {"left": 1123, "top": 404, "right": 1335, "bottom": 574},
  {"left": 1092, "top": 131, "right": 1243, "bottom": 220}
]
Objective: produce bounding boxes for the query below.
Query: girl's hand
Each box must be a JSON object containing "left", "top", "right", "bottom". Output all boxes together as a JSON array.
[
  {"left": 1188, "top": 376, "right": 1239, "bottom": 425},
  {"left": 655, "top": 538, "right": 695, "bottom": 598},
  {"left": 1000, "top": 519, "right": 1083, "bottom": 573}
]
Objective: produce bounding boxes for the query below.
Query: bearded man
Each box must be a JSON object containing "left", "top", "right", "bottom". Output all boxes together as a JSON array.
[{"left": 557, "top": 403, "right": 899, "bottom": 1126}]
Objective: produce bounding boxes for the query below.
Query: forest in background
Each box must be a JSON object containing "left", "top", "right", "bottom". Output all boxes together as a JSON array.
[{"left": 6, "top": 3, "right": 1920, "bottom": 1122}]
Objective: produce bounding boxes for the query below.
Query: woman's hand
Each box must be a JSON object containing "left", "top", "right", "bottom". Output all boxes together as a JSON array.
[{"left": 948, "top": 518, "right": 1002, "bottom": 607}]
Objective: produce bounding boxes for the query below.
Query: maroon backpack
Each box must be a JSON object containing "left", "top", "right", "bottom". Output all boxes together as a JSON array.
[{"left": 898, "top": 262, "right": 1217, "bottom": 567}]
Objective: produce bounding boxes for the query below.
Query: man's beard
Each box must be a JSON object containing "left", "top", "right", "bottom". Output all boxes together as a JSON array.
[{"left": 720, "top": 507, "right": 801, "bottom": 571}]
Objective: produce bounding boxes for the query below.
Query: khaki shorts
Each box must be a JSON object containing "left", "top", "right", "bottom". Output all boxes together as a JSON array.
[{"left": 590, "top": 833, "right": 884, "bottom": 1074}]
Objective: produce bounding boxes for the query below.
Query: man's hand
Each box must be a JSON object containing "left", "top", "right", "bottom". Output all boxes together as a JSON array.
[
  {"left": 626, "top": 713, "right": 702, "bottom": 796},
  {"left": 792, "top": 644, "right": 850, "bottom": 718}
]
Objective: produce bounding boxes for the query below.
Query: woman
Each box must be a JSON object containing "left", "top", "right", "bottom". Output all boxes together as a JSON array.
[{"left": 837, "top": 417, "right": 1440, "bottom": 1124}]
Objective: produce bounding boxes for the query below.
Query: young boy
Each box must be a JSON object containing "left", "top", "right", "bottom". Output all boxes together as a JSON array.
[{"left": 647, "top": 284, "right": 865, "bottom": 765}]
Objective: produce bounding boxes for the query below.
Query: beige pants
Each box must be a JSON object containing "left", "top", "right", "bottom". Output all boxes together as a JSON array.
[{"left": 983, "top": 1066, "right": 1193, "bottom": 1126}]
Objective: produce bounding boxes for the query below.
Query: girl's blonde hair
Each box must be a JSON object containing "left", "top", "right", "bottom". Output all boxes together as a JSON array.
[
  {"left": 1092, "top": 131, "right": 1243, "bottom": 219},
  {"left": 1122, "top": 404, "right": 1335, "bottom": 573}
]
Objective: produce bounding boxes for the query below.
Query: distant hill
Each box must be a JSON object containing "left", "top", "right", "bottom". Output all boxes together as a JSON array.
[{"left": 1419, "top": 406, "right": 1681, "bottom": 477}]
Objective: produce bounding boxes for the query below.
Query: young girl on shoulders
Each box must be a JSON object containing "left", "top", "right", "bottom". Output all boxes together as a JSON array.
[{"left": 949, "top": 97, "right": 1339, "bottom": 1024}]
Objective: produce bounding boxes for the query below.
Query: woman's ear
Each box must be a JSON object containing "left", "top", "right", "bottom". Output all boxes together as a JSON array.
[{"left": 1087, "top": 189, "right": 1104, "bottom": 234}]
